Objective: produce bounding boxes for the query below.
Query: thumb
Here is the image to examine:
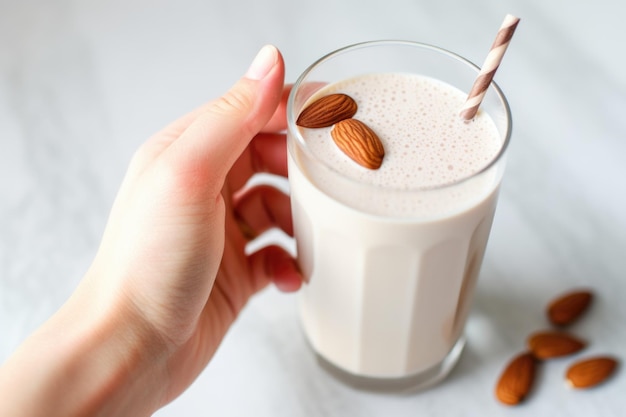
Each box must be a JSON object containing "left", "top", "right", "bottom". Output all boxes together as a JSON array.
[{"left": 162, "top": 45, "right": 285, "bottom": 196}]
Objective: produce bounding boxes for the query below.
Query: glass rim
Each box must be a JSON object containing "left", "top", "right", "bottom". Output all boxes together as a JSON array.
[{"left": 286, "top": 40, "right": 513, "bottom": 193}]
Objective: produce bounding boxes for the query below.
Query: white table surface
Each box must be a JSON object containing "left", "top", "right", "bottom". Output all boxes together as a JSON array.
[{"left": 1, "top": 0, "right": 625, "bottom": 415}]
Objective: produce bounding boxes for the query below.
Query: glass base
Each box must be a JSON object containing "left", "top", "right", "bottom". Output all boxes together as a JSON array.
[{"left": 315, "top": 336, "right": 466, "bottom": 393}]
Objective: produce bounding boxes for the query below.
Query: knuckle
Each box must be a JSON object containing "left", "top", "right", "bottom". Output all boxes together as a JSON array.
[{"left": 213, "top": 86, "right": 254, "bottom": 116}]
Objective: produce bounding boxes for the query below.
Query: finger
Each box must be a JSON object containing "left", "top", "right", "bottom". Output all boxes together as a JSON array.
[
  {"left": 160, "top": 45, "right": 285, "bottom": 198},
  {"left": 261, "top": 85, "right": 292, "bottom": 133},
  {"left": 233, "top": 185, "right": 292, "bottom": 238},
  {"left": 135, "top": 84, "right": 290, "bottom": 179},
  {"left": 250, "top": 133, "right": 288, "bottom": 177},
  {"left": 248, "top": 245, "right": 302, "bottom": 293},
  {"left": 227, "top": 132, "right": 287, "bottom": 193}
]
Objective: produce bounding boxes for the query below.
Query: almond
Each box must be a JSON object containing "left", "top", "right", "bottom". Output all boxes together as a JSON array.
[
  {"left": 296, "top": 93, "right": 358, "bottom": 128},
  {"left": 495, "top": 352, "right": 537, "bottom": 406},
  {"left": 527, "top": 331, "right": 586, "bottom": 359},
  {"left": 566, "top": 356, "right": 619, "bottom": 389},
  {"left": 331, "top": 119, "right": 385, "bottom": 169},
  {"left": 547, "top": 289, "right": 593, "bottom": 326}
]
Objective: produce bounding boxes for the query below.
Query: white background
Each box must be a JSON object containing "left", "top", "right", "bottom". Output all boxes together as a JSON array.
[{"left": 1, "top": 0, "right": 625, "bottom": 415}]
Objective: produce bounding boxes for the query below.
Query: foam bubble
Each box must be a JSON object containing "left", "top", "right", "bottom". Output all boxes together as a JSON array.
[{"left": 300, "top": 73, "right": 501, "bottom": 190}]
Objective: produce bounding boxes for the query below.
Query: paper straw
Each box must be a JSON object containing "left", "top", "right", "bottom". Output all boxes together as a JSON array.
[{"left": 459, "top": 14, "right": 520, "bottom": 121}]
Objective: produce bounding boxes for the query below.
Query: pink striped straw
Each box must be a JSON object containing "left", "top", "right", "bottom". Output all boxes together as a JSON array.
[{"left": 459, "top": 14, "right": 520, "bottom": 121}]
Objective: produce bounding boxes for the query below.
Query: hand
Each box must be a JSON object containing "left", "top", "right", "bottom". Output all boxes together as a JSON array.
[{"left": 0, "top": 45, "right": 301, "bottom": 417}]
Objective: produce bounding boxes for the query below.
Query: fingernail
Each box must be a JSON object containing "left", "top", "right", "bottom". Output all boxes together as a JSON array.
[{"left": 245, "top": 45, "right": 278, "bottom": 81}]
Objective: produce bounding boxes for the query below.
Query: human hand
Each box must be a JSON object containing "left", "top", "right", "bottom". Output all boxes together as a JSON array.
[
  {"left": 0, "top": 45, "right": 301, "bottom": 417},
  {"left": 90, "top": 44, "right": 300, "bottom": 404}
]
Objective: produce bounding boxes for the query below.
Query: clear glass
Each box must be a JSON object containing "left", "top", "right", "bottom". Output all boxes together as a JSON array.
[{"left": 287, "top": 41, "right": 511, "bottom": 391}]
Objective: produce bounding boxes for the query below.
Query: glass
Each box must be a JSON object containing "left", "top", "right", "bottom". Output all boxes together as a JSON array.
[{"left": 286, "top": 41, "right": 511, "bottom": 391}]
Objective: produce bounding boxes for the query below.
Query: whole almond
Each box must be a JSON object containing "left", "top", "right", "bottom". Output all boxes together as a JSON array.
[
  {"left": 547, "top": 289, "right": 593, "bottom": 326},
  {"left": 296, "top": 93, "right": 358, "bottom": 128},
  {"left": 331, "top": 119, "right": 385, "bottom": 169},
  {"left": 495, "top": 352, "right": 537, "bottom": 406},
  {"left": 527, "top": 331, "right": 586, "bottom": 359},
  {"left": 566, "top": 356, "right": 619, "bottom": 389}
]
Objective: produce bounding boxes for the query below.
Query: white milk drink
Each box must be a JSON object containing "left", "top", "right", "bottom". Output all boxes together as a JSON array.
[{"left": 288, "top": 71, "right": 506, "bottom": 382}]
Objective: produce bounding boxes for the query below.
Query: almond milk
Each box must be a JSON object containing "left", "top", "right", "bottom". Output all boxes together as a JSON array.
[{"left": 288, "top": 71, "right": 507, "bottom": 381}]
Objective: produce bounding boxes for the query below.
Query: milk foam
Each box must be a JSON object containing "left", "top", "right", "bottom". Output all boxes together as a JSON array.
[{"left": 300, "top": 73, "right": 502, "bottom": 190}]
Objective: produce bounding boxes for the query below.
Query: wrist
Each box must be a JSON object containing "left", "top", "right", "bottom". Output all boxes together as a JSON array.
[{"left": 0, "top": 280, "right": 169, "bottom": 417}]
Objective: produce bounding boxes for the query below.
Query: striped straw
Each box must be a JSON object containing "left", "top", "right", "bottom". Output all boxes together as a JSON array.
[{"left": 459, "top": 14, "right": 520, "bottom": 121}]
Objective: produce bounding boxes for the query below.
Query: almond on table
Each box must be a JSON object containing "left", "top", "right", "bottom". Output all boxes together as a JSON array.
[
  {"left": 495, "top": 352, "right": 537, "bottom": 406},
  {"left": 566, "top": 356, "right": 619, "bottom": 389},
  {"left": 527, "top": 331, "right": 586, "bottom": 359},
  {"left": 546, "top": 289, "right": 593, "bottom": 327}
]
